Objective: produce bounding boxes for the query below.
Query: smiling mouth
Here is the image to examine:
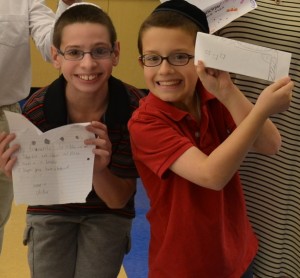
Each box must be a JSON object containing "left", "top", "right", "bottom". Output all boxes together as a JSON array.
[
  {"left": 78, "top": 74, "right": 99, "bottom": 81},
  {"left": 158, "top": 80, "right": 181, "bottom": 86}
]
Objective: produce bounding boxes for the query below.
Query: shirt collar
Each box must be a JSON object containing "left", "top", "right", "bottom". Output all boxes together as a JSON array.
[
  {"left": 43, "top": 74, "right": 131, "bottom": 126},
  {"left": 142, "top": 81, "right": 216, "bottom": 122}
]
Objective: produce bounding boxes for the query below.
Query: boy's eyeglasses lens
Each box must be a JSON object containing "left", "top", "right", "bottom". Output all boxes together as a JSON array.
[
  {"left": 140, "top": 53, "right": 194, "bottom": 67},
  {"left": 57, "top": 48, "right": 113, "bottom": 61}
]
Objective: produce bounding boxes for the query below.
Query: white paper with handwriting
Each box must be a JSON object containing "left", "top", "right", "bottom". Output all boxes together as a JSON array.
[
  {"left": 160, "top": 0, "right": 257, "bottom": 33},
  {"left": 195, "top": 33, "right": 291, "bottom": 82},
  {"left": 5, "top": 111, "right": 95, "bottom": 205}
]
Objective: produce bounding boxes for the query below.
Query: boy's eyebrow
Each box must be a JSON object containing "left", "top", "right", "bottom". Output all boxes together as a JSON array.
[
  {"left": 64, "top": 42, "right": 112, "bottom": 49},
  {"left": 143, "top": 48, "right": 193, "bottom": 54}
]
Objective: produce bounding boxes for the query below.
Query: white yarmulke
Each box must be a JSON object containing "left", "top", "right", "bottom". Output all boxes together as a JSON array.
[{"left": 67, "top": 2, "right": 102, "bottom": 10}]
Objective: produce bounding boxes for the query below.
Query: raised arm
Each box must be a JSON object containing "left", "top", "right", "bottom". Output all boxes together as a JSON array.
[
  {"left": 170, "top": 61, "right": 293, "bottom": 191},
  {"left": 196, "top": 61, "right": 293, "bottom": 154},
  {"left": 29, "top": 0, "right": 81, "bottom": 61}
]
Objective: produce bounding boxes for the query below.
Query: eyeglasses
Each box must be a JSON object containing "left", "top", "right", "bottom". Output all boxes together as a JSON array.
[
  {"left": 57, "top": 47, "right": 114, "bottom": 61},
  {"left": 139, "top": 53, "right": 194, "bottom": 67}
]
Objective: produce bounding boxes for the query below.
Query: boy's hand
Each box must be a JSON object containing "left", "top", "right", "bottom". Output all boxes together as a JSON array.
[
  {"left": 0, "top": 132, "right": 19, "bottom": 178},
  {"left": 195, "top": 60, "right": 234, "bottom": 100},
  {"left": 196, "top": 60, "right": 293, "bottom": 117},
  {"left": 84, "top": 121, "right": 112, "bottom": 172},
  {"left": 255, "top": 76, "right": 293, "bottom": 117}
]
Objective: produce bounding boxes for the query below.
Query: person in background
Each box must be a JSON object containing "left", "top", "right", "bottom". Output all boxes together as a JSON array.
[
  {"left": 0, "top": 2, "right": 145, "bottom": 277},
  {"left": 218, "top": 1, "right": 300, "bottom": 277},
  {"left": 128, "top": 0, "right": 294, "bottom": 277},
  {"left": 0, "top": 0, "right": 80, "bottom": 255}
]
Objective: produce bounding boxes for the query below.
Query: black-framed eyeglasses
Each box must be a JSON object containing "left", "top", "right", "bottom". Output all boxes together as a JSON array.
[
  {"left": 139, "top": 53, "right": 194, "bottom": 67},
  {"left": 57, "top": 47, "right": 114, "bottom": 61}
]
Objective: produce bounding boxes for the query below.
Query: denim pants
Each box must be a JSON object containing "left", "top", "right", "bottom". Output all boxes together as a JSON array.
[
  {"left": 241, "top": 260, "right": 254, "bottom": 278},
  {"left": 24, "top": 213, "right": 132, "bottom": 278}
]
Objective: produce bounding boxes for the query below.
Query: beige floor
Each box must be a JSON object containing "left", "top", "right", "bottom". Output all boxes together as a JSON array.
[{"left": 0, "top": 203, "right": 127, "bottom": 278}]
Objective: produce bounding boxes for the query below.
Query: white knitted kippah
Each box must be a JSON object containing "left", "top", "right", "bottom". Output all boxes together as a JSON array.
[{"left": 67, "top": 2, "right": 102, "bottom": 10}]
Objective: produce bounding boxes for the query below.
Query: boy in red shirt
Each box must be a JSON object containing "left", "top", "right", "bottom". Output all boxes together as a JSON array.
[{"left": 128, "top": 0, "right": 294, "bottom": 277}]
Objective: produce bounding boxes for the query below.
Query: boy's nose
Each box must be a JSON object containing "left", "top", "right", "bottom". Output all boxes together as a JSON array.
[
  {"left": 158, "top": 59, "right": 175, "bottom": 73},
  {"left": 80, "top": 53, "right": 97, "bottom": 66}
]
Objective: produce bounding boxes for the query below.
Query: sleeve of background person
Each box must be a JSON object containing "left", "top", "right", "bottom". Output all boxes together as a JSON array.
[{"left": 29, "top": 0, "right": 82, "bottom": 62}]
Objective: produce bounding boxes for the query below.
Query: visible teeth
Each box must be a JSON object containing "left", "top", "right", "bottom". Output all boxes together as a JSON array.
[
  {"left": 79, "top": 74, "right": 97, "bottom": 81},
  {"left": 159, "top": 80, "right": 180, "bottom": 86}
]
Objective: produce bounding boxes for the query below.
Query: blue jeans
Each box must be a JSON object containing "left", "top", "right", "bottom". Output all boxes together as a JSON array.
[
  {"left": 24, "top": 213, "right": 132, "bottom": 278},
  {"left": 241, "top": 261, "right": 254, "bottom": 278}
]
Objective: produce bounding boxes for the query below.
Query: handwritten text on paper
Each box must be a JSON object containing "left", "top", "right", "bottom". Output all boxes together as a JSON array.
[
  {"left": 195, "top": 33, "right": 291, "bottom": 82},
  {"left": 5, "top": 111, "right": 95, "bottom": 205}
]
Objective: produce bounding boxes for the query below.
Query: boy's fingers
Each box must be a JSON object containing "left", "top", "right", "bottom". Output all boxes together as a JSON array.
[{"left": 269, "top": 76, "right": 292, "bottom": 91}]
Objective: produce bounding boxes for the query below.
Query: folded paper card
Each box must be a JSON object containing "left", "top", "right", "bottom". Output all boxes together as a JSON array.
[
  {"left": 160, "top": 0, "right": 257, "bottom": 33},
  {"left": 4, "top": 111, "right": 95, "bottom": 205},
  {"left": 195, "top": 32, "right": 291, "bottom": 82},
  {"left": 204, "top": 0, "right": 257, "bottom": 33}
]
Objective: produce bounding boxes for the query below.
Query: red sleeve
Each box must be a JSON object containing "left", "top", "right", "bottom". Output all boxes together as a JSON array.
[{"left": 129, "top": 111, "right": 193, "bottom": 179}]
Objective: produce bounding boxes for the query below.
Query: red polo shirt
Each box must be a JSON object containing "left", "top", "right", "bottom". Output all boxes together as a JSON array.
[{"left": 128, "top": 83, "right": 258, "bottom": 277}]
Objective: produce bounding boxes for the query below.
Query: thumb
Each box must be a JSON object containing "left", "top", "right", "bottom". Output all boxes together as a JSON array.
[{"left": 268, "top": 76, "right": 291, "bottom": 92}]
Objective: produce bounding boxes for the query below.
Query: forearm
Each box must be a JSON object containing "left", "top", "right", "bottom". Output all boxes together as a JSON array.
[
  {"left": 172, "top": 105, "right": 272, "bottom": 190},
  {"left": 221, "top": 85, "right": 281, "bottom": 154},
  {"left": 92, "top": 167, "right": 136, "bottom": 209},
  {"left": 198, "top": 107, "right": 269, "bottom": 189},
  {"left": 61, "top": 0, "right": 80, "bottom": 5},
  {"left": 182, "top": 64, "right": 292, "bottom": 190},
  {"left": 56, "top": 0, "right": 80, "bottom": 18},
  {"left": 60, "top": 0, "right": 82, "bottom": 7}
]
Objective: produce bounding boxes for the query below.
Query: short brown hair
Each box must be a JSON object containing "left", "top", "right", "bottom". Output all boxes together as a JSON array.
[
  {"left": 53, "top": 4, "right": 117, "bottom": 49},
  {"left": 137, "top": 11, "right": 200, "bottom": 55}
]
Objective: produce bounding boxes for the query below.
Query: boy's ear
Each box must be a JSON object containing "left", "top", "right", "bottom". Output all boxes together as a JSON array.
[
  {"left": 112, "top": 41, "right": 120, "bottom": 66},
  {"left": 51, "top": 45, "right": 61, "bottom": 69},
  {"left": 138, "top": 57, "right": 144, "bottom": 68}
]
